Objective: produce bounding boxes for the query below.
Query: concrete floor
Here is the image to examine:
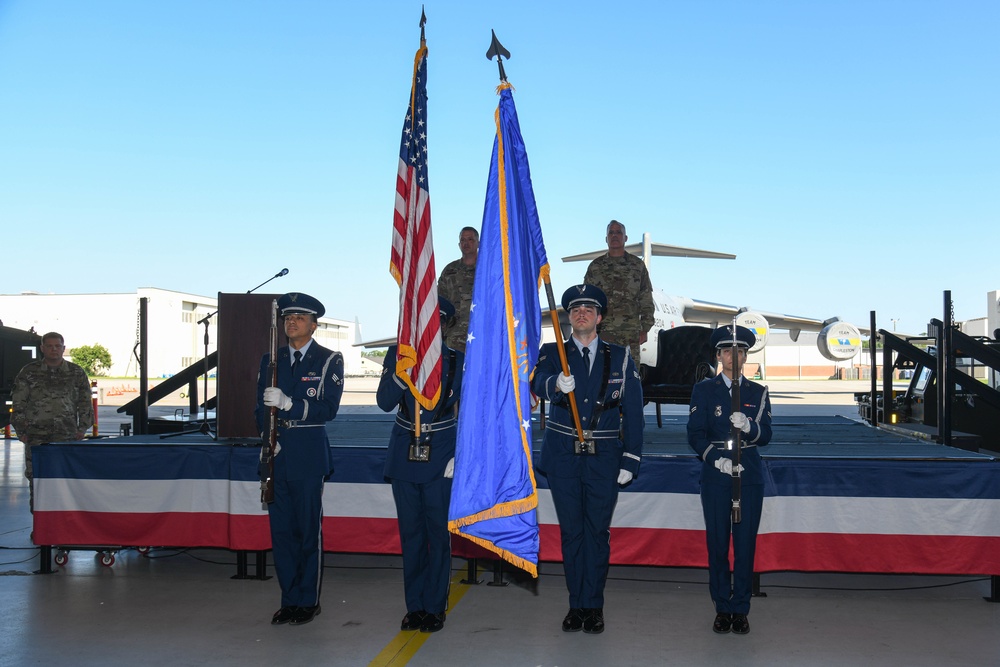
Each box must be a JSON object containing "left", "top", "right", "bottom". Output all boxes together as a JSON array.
[{"left": 2, "top": 381, "right": 999, "bottom": 666}]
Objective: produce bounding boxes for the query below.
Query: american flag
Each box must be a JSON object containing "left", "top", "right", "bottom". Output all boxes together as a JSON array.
[{"left": 390, "top": 41, "right": 441, "bottom": 410}]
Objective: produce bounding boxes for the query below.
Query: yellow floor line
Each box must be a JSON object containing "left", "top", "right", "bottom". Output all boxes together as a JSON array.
[{"left": 368, "top": 571, "right": 473, "bottom": 667}]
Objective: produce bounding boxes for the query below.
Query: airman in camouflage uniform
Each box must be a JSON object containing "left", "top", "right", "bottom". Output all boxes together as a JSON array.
[
  {"left": 10, "top": 332, "right": 94, "bottom": 511},
  {"left": 437, "top": 226, "right": 479, "bottom": 353},
  {"left": 583, "top": 220, "right": 655, "bottom": 364}
]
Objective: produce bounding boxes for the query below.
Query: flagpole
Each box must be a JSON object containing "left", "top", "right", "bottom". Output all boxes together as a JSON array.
[
  {"left": 487, "top": 31, "right": 586, "bottom": 447},
  {"left": 391, "top": 7, "right": 442, "bottom": 415},
  {"left": 412, "top": 5, "right": 428, "bottom": 439},
  {"left": 542, "top": 278, "right": 587, "bottom": 446}
]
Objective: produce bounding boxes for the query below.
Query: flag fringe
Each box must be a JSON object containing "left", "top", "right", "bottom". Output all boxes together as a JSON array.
[
  {"left": 448, "top": 492, "right": 537, "bottom": 531},
  {"left": 495, "top": 81, "right": 515, "bottom": 95},
  {"left": 448, "top": 526, "right": 538, "bottom": 578},
  {"left": 394, "top": 342, "right": 442, "bottom": 410},
  {"left": 538, "top": 262, "right": 550, "bottom": 285},
  {"left": 457, "top": 532, "right": 538, "bottom": 578}
]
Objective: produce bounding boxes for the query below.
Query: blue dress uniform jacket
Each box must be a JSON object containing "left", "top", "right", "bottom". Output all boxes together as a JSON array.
[
  {"left": 377, "top": 345, "right": 463, "bottom": 616},
  {"left": 531, "top": 338, "right": 643, "bottom": 609},
  {"left": 687, "top": 374, "right": 772, "bottom": 616},
  {"left": 255, "top": 342, "right": 344, "bottom": 609},
  {"left": 377, "top": 345, "right": 464, "bottom": 483},
  {"left": 533, "top": 340, "right": 644, "bottom": 478}
]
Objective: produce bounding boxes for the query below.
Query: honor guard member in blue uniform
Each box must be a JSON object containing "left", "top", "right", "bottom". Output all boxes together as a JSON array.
[
  {"left": 376, "top": 297, "right": 464, "bottom": 634},
  {"left": 687, "top": 324, "right": 772, "bottom": 636},
  {"left": 531, "top": 284, "right": 644, "bottom": 635},
  {"left": 255, "top": 292, "right": 344, "bottom": 627}
]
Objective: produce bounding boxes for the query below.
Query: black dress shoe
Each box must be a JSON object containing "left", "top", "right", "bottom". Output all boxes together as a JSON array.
[
  {"left": 419, "top": 612, "right": 445, "bottom": 633},
  {"left": 401, "top": 610, "right": 428, "bottom": 631},
  {"left": 731, "top": 613, "right": 750, "bottom": 635},
  {"left": 271, "top": 606, "right": 297, "bottom": 625},
  {"left": 562, "top": 608, "right": 585, "bottom": 632},
  {"left": 712, "top": 613, "right": 732, "bottom": 634},
  {"left": 582, "top": 608, "right": 604, "bottom": 634},
  {"left": 289, "top": 605, "right": 321, "bottom": 625}
]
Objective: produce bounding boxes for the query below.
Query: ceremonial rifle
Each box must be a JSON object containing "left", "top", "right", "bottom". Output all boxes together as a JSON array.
[
  {"left": 730, "top": 317, "right": 742, "bottom": 524},
  {"left": 260, "top": 299, "right": 278, "bottom": 507}
]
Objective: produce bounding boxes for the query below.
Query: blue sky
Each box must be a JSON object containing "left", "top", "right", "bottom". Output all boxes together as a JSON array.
[{"left": 1, "top": 1, "right": 997, "bottom": 341}]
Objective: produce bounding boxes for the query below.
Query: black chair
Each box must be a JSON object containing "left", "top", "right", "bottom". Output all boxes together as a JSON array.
[{"left": 641, "top": 326, "right": 717, "bottom": 427}]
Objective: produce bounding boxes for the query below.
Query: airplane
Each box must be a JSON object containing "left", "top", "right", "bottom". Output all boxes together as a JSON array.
[
  {"left": 356, "top": 232, "right": 866, "bottom": 370},
  {"left": 559, "top": 232, "right": 866, "bottom": 368}
]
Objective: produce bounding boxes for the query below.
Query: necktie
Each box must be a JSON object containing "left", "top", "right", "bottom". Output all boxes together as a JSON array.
[
  {"left": 292, "top": 350, "right": 302, "bottom": 375},
  {"left": 582, "top": 347, "right": 591, "bottom": 376}
]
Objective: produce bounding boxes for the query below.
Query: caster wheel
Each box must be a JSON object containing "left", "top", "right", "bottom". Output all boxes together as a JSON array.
[
  {"left": 54, "top": 552, "right": 68, "bottom": 566},
  {"left": 137, "top": 546, "right": 151, "bottom": 555},
  {"left": 100, "top": 553, "right": 115, "bottom": 567}
]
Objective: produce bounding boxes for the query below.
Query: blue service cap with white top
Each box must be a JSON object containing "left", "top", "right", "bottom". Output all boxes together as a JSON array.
[
  {"left": 710, "top": 324, "right": 756, "bottom": 349},
  {"left": 277, "top": 292, "right": 325, "bottom": 318},
  {"left": 561, "top": 284, "right": 607, "bottom": 315}
]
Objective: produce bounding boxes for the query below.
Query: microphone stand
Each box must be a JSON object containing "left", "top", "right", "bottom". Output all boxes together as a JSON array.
[{"left": 161, "top": 268, "right": 289, "bottom": 440}]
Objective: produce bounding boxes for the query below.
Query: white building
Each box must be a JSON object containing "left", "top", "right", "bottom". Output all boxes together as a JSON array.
[{"left": 0, "top": 289, "right": 362, "bottom": 378}]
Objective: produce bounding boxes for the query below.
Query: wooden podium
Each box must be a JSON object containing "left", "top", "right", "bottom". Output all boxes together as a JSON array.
[{"left": 216, "top": 293, "right": 286, "bottom": 438}]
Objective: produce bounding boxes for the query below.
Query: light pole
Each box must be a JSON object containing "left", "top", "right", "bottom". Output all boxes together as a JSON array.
[{"left": 891, "top": 318, "right": 899, "bottom": 332}]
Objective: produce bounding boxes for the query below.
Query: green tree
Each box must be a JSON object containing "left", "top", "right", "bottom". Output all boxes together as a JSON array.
[{"left": 70, "top": 343, "right": 113, "bottom": 376}]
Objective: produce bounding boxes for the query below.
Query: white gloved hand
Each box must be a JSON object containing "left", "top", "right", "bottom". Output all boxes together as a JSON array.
[
  {"left": 263, "top": 387, "right": 293, "bottom": 411},
  {"left": 444, "top": 457, "right": 455, "bottom": 479},
  {"left": 714, "top": 458, "right": 734, "bottom": 475},
  {"left": 556, "top": 372, "right": 576, "bottom": 394},
  {"left": 617, "top": 469, "right": 633, "bottom": 485},
  {"left": 730, "top": 412, "right": 751, "bottom": 433}
]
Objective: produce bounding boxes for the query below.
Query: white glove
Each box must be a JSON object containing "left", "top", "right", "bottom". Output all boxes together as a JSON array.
[
  {"left": 617, "top": 469, "right": 633, "bottom": 485},
  {"left": 714, "top": 458, "right": 745, "bottom": 475},
  {"left": 730, "top": 412, "right": 751, "bottom": 433},
  {"left": 444, "top": 457, "right": 455, "bottom": 479},
  {"left": 556, "top": 372, "right": 575, "bottom": 394},
  {"left": 263, "top": 387, "right": 293, "bottom": 411}
]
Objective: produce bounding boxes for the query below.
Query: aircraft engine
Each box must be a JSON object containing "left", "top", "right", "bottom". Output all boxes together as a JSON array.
[
  {"left": 817, "top": 320, "right": 862, "bottom": 361},
  {"left": 735, "top": 312, "right": 769, "bottom": 353}
]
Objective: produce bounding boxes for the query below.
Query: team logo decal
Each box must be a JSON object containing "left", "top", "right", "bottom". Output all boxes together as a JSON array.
[
  {"left": 612, "top": 390, "right": 620, "bottom": 400},
  {"left": 307, "top": 387, "right": 317, "bottom": 397},
  {"left": 714, "top": 405, "right": 722, "bottom": 417}
]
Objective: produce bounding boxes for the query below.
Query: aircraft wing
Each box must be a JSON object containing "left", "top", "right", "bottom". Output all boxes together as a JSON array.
[
  {"left": 679, "top": 297, "right": 871, "bottom": 338},
  {"left": 353, "top": 335, "right": 397, "bottom": 348},
  {"left": 562, "top": 242, "right": 736, "bottom": 263}
]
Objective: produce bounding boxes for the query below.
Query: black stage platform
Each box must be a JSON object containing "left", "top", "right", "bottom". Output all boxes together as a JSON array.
[{"left": 320, "top": 413, "right": 994, "bottom": 461}]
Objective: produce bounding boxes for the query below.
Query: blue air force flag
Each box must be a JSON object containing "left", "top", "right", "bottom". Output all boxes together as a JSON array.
[{"left": 448, "top": 84, "right": 547, "bottom": 577}]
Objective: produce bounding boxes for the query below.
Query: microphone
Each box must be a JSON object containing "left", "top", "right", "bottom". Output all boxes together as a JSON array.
[{"left": 248, "top": 269, "right": 291, "bottom": 294}]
